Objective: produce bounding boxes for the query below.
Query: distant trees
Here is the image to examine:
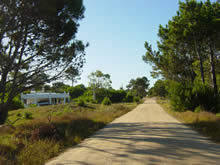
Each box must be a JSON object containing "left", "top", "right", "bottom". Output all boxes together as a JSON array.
[
  {"left": 65, "top": 66, "right": 82, "bottom": 87},
  {"left": 88, "top": 70, "right": 112, "bottom": 100},
  {"left": 0, "top": 0, "right": 87, "bottom": 124},
  {"left": 148, "top": 80, "right": 168, "bottom": 97},
  {"left": 126, "top": 77, "right": 150, "bottom": 98},
  {"left": 143, "top": 0, "right": 220, "bottom": 112}
]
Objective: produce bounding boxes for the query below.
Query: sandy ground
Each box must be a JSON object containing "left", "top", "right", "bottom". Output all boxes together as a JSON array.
[{"left": 46, "top": 98, "right": 220, "bottom": 165}]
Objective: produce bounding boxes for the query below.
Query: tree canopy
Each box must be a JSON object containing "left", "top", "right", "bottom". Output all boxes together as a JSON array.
[
  {"left": 0, "top": 0, "right": 87, "bottom": 124},
  {"left": 126, "top": 77, "right": 150, "bottom": 98},
  {"left": 88, "top": 70, "right": 112, "bottom": 100},
  {"left": 143, "top": 0, "right": 220, "bottom": 112}
]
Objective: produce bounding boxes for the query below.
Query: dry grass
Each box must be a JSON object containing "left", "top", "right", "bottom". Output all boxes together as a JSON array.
[
  {"left": 157, "top": 98, "right": 220, "bottom": 142},
  {"left": 0, "top": 102, "right": 137, "bottom": 165}
]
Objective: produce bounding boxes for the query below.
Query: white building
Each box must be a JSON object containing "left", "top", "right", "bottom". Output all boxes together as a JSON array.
[{"left": 21, "top": 92, "right": 70, "bottom": 107}]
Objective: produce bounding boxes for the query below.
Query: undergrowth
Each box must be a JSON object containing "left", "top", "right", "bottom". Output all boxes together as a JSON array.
[{"left": 0, "top": 102, "right": 136, "bottom": 165}]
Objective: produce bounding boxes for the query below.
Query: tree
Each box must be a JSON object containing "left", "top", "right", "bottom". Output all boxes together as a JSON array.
[
  {"left": 88, "top": 70, "right": 112, "bottom": 100},
  {"left": 67, "top": 84, "right": 86, "bottom": 99},
  {"left": 0, "top": 0, "right": 87, "bottom": 124},
  {"left": 143, "top": 0, "right": 220, "bottom": 112},
  {"left": 148, "top": 80, "right": 168, "bottom": 97},
  {"left": 126, "top": 77, "right": 150, "bottom": 98},
  {"left": 65, "top": 66, "right": 81, "bottom": 87}
]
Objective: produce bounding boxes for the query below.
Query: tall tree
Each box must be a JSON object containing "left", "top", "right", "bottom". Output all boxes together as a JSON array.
[
  {"left": 126, "top": 77, "right": 150, "bottom": 98},
  {"left": 88, "top": 70, "right": 112, "bottom": 100},
  {"left": 143, "top": 0, "right": 220, "bottom": 111},
  {"left": 65, "top": 66, "right": 82, "bottom": 87},
  {"left": 0, "top": 0, "right": 87, "bottom": 124}
]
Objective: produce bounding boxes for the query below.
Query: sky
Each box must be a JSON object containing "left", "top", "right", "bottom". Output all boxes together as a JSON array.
[{"left": 74, "top": 0, "right": 188, "bottom": 89}]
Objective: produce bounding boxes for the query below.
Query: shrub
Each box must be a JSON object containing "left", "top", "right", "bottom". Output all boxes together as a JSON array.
[
  {"left": 24, "top": 111, "right": 33, "bottom": 119},
  {"left": 89, "top": 98, "right": 98, "bottom": 104},
  {"left": 67, "top": 85, "right": 86, "bottom": 99},
  {"left": 108, "top": 89, "right": 127, "bottom": 103},
  {"left": 168, "top": 81, "right": 218, "bottom": 112},
  {"left": 133, "top": 96, "right": 140, "bottom": 103},
  {"left": 77, "top": 99, "right": 86, "bottom": 107},
  {"left": 8, "top": 97, "right": 24, "bottom": 111},
  {"left": 192, "top": 83, "right": 217, "bottom": 112},
  {"left": 102, "top": 97, "right": 112, "bottom": 105},
  {"left": 123, "top": 93, "right": 134, "bottom": 103},
  {"left": 31, "top": 124, "right": 58, "bottom": 141},
  {"left": 18, "top": 140, "right": 59, "bottom": 165},
  {"left": 194, "top": 106, "right": 204, "bottom": 113}
]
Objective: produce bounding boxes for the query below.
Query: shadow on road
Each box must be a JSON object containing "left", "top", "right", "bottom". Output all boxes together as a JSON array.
[{"left": 77, "top": 122, "right": 220, "bottom": 164}]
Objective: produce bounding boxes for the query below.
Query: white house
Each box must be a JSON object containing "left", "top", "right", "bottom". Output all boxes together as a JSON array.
[{"left": 21, "top": 91, "right": 70, "bottom": 107}]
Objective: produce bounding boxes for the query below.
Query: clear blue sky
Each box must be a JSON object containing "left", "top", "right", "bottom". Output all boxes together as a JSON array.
[{"left": 75, "top": 0, "right": 210, "bottom": 89}]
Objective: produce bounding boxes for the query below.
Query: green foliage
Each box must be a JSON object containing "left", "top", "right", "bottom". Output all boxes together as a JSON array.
[
  {"left": 88, "top": 70, "right": 112, "bottom": 101},
  {"left": 192, "top": 82, "right": 218, "bottom": 112},
  {"left": 77, "top": 99, "right": 86, "bottom": 107},
  {"left": 102, "top": 97, "right": 112, "bottom": 106},
  {"left": 123, "top": 93, "right": 134, "bottom": 103},
  {"left": 24, "top": 111, "right": 33, "bottom": 119},
  {"left": 148, "top": 80, "right": 168, "bottom": 97},
  {"left": 133, "top": 96, "right": 140, "bottom": 103},
  {"left": 67, "top": 85, "right": 86, "bottom": 99},
  {"left": 8, "top": 97, "right": 24, "bottom": 111},
  {"left": 168, "top": 81, "right": 218, "bottom": 112},
  {"left": 0, "top": 0, "right": 87, "bottom": 124},
  {"left": 194, "top": 106, "right": 204, "bottom": 113},
  {"left": 51, "top": 82, "right": 70, "bottom": 93},
  {"left": 108, "top": 89, "right": 127, "bottom": 103},
  {"left": 168, "top": 81, "right": 194, "bottom": 111},
  {"left": 143, "top": 0, "right": 220, "bottom": 113},
  {"left": 65, "top": 66, "right": 81, "bottom": 87},
  {"left": 126, "top": 77, "right": 150, "bottom": 98}
]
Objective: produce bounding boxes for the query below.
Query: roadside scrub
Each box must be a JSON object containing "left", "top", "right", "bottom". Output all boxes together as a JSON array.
[
  {"left": 157, "top": 98, "right": 220, "bottom": 142},
  {"left": 0, "top": 102, "right": 137, "bottom": 165}
]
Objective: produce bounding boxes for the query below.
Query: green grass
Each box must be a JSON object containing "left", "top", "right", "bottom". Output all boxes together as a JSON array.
[
  {"left": 157, "top": 98, "right": 220, "bottom": 142},
  {"left": 0, "top": 102, "right": 137, "bottom": 165}
]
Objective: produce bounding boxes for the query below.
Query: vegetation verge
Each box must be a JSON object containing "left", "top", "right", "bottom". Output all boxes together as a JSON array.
[
  {"left": 157, "top": 98, "right": 220, "bottom": 143},
  {"left": 0, "top": 102, "right": 137, "bottom": 165}
]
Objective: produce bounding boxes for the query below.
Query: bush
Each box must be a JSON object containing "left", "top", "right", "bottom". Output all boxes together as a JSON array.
[
  {"left": 123, "top": 93, "right": 134, "bottom": 103},
  {"left": 77, "top": 99, "right": 86, "bottom": 107},
  {"left": 8, "top": 97, "right": 24, "bottom": 111},
  {"left": 67, "top": 85, "right": 86, "bottom": 99},
  {"left": 102, "top": 97, "right": 112, "bottom": 105},
  {"left": 194, "top": 106, "right": 204, "bottom": 113},
  {"left": 168, "top": 81, "right": 218, "bottom": 112},
  {"left": 24, "top": 111, "right": 33, "bottom": 119},
  {"left": 133, "top": 96, "right": 140, "bottom": 103},
  {"left": 148, "top": 80, "right": 168, "bottom": 97},
  {"left": 89, "top": 98, "right": 98, "bottom": 104},
  {"left": 31, "top": 124, "right": 58, "bottom": 141},
  {"left": 108, "top": 89, "right": 127, "bottom": 103}
]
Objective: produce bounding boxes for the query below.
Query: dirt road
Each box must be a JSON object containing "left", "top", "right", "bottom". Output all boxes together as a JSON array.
[{"left": 46, "top": 98, "right": 220, "bottom": 165}]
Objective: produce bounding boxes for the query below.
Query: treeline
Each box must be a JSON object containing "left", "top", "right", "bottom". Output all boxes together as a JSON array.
[
  {"left": 48, "top": 70, "right": 150, "bottom": 105},
  {"left": 144, "top": 0, "right": 220, "bottom": 112},
  {"left": 12, "top": 70, "right": 150, "bottom": 109}
]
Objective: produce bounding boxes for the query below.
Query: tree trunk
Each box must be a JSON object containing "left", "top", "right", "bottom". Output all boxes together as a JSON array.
[
  {"left": 197, "top": 44, "right": 205, "bottom": 83},
  {"left": 209, "top": 40, "right": 218, "bottom": 97},
  {"left": 92, "top": 88, "right": 96, "bottom": 100},
  {"left": 0, "top": 104, "right": 8, "bottom": 125},
  {"left": 194, "top": 37, "right": 205, "bottom": 83}
]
